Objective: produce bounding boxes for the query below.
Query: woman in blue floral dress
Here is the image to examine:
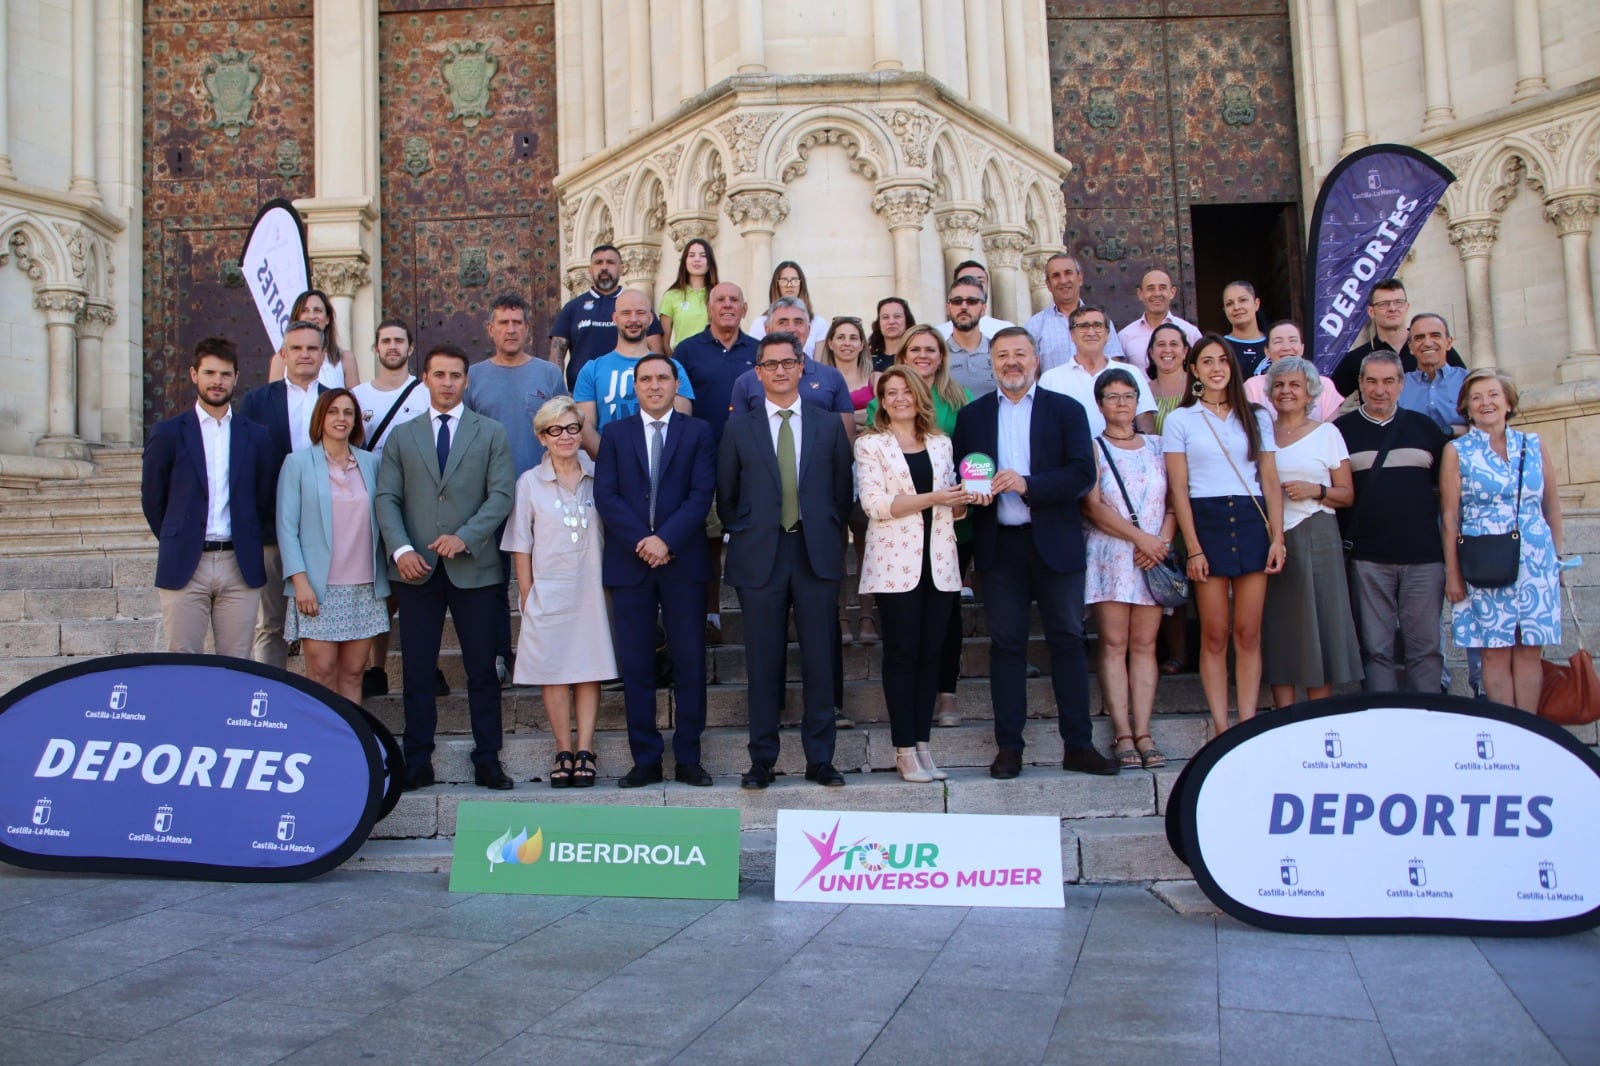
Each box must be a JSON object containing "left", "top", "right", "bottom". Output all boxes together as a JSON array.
[{"left": 1441, "top": 368, "right": 1563, "bottom": 711}]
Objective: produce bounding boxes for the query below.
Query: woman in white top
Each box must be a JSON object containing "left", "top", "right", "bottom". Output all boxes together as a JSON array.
[
  {"left": 1259, "top": 357, "right": 1363, "bottom": 707},
  {"left": 269, "top": 289, "right": 360, "bottom": 389},
  {"left": 1163, "top": 334, "right": 1286, "bottom": 734},
  {"left": 749, "top": 261, "right": 826, "bottom": 358}
]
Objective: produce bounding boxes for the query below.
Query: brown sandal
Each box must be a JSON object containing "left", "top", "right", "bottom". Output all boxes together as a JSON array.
[
  {"left": 1135, "top": 734, "right": 1167, "bottom": 769},
  {"left": 1114, "top": 734, "right": 1141, "bottom": 769}
]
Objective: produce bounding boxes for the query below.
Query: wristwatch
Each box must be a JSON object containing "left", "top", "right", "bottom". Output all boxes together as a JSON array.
[{"left": 1317, "top": 484, "right": 1327, "bottom": 501}]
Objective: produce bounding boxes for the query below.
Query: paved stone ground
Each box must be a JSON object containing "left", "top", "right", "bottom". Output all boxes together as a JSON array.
[{"left": 0, "top": 869, "right": 1596, "bottom": 1065}]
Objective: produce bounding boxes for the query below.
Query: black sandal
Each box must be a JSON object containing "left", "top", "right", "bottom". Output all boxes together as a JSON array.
[
  {"left": 549, "top": 751, "right": 575, "bottom": 789},
  {"left": 572, "top": 750, "right": 597, "bottom": 788}
]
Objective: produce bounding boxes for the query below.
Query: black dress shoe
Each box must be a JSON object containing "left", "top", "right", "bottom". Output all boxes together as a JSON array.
[
  {"left": 619, "top": 763, "right": 664, "bottom": 788},
  {"left": 1062, "top": 746, "right": 1121, "bottom": 776},
  {"left": 740, "top": 763, "right": 775, "bottom": 790},
  {"left": 674, "top": 763, "right": 714, "bottom": 787},
  {"left": 401, "top": 764, "right": 435, "bottom": 791},
  {"left": 805, "top": 762, "right": 846, "bottom": 787},
  {"left": 474, "top": 762, "right": 514, "bottom": 790},
  {"left": 361, "top": 667, "right": 388, "bottom": 699},
  {"left": 989, "top": 748, "right": 1023, "bottom": 780}
]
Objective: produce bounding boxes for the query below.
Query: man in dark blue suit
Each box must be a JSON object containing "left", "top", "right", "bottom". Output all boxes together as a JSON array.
[
  {"left": 717, "top": 333, "right": 854, "bottom": 789},
  {"left": 141, "top": 337, "right": 276, "bottom": 658},
  {"left": 239, "top": 320, "right": 327, "bottom": 667},
  {"left": 594, "top": 353, "right": 717, "bottom": 787},
  {"left": 953, "top": 327, "right": 1119, "bottom": 780}
]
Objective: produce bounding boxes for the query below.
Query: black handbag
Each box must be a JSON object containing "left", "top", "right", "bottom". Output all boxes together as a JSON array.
[
  {"left": 1096, "top": 438, "right": 1189, "bottom": 608},
  {"left": 1457, "top": 442, "right": 1525, "bottom": 589}
]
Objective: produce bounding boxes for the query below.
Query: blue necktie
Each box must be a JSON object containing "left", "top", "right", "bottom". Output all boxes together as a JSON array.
[{"left": 436, "top": 413, "right": 451, "bottom": 474}]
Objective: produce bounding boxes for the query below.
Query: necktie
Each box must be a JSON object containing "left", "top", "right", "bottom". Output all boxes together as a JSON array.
[
  {"left": 436, "top": 413, "right": 451, "bottom": 475},
  {"left": 777, "top": 409, "right": 798, "bottom": 531},
  {"left": 648, "top": 420, "right": 665, "bottom": 529}
]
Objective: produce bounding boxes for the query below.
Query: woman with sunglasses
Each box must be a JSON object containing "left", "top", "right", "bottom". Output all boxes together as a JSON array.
[{"left": 501, "top": 397, "right": 615, "bottom": 788}]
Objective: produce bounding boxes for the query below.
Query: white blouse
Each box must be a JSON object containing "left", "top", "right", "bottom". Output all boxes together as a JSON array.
[{"left": 1161, "top": 404, "right": 1277, "bottom": 498}]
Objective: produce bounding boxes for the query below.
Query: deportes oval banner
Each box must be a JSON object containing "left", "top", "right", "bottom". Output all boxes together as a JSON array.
[
  {"left": 1168, "top": 694, "right": 1600, "bottom": 936},
  {"left": 0, "top": 655, "right": 396, "bottom": 881}
]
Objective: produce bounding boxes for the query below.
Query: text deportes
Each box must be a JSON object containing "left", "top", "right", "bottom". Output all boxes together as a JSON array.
[
  {"left": 1317, "top": 194, "right": 1420, "bottom": 339},
  {"left": 1268, "top": 792, "right": 1553, "bottom": 837},
  {"left": 33, "top": 738, "right": 311, "bottom": 793}
]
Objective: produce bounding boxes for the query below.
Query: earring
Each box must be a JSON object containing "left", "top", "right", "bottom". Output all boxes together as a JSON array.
[{"left": 1191, "top": 379, "right": 1205, "bottom": 397}]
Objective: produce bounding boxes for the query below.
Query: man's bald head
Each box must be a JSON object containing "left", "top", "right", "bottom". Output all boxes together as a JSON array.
[
  {"left": 613, "top": 286, "right": 654, "bottom": 344},
  {"left": 708, "top": 282, "right": 747, "bottom": 338},
  {"left": 615, "top": 287, "right": 652, "bottom": 313}
]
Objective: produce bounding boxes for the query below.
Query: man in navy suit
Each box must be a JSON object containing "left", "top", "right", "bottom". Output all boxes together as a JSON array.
[
  {"left": 594, "top": 353, "right": 717, "bottom": 787},
  {"left": 717, "top": 333, "right": 854, "bottom": 789},
  {"left": 953, "top": 327, "right": 1119, "bottom": 780},
  {"left": 239, "top": 320, "right": 327, "bottom": 667},
  {"left": 141, "top": 337, "right": 276, "bottom": 658}
]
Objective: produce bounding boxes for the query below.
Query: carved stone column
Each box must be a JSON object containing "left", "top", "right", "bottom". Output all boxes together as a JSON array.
[
  {"left": 981, "top": 226, "right": 1029, "bottom": 325},
  {"left": 726, "top": 187, "right": 789, "bottom": 304},
  {"left": 1513, "top": 0, "right": 1548, "bottom": 102},
  {"left": 68, "top": 0, "right": 100, "bottom": 201},
  {"left": 666, "top": 211, "right": 719, "bottom": 253},
  {"left": 616, "top": 238, "right": 662, "bottom": 294},
  {"left": 1022, "top": 247, "right": 1064, "bottom": 318},
  {"left": 1418, "top": 0, "right": 1455, "bottom": 131},
  {"left": 874, "top": 184, "right": 933, "bottom": 307},
  {"left": 34, "top": 288, "right": 88, "bottom": 458},
  {"left": 1447, "top": 217, "right": 1499, "bottom": 369},
  {"left": 0, "top": 4, "right": 14, "bottom": 180},
  {"left": 1544, "top": 193, "right": 1600, "bottom": 382},
  {"left": 1334, "top": 0, "right": 1370, "bottom": 155},
  {"left": 934, "top": 202, "right": 984, "bottom": 291},
  {"left": 76, "top": 301, "right": 115, "bottom": 444},
  {"left": 626, "top": 0, "right": 652, "bottom": 133},
  {"left": 312, "top": 255, "right": 373, "bottom": 379}
]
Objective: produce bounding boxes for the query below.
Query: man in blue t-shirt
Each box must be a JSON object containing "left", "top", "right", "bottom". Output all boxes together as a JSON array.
[
  {"left": 573, "top": 287, "right": 694, "bottom": 457},
  {"left": 549, "top": 244, "right": 663, "bottom": 390},
  {"left": 674, "top": 282, "right": 759, "bottom": 450}
]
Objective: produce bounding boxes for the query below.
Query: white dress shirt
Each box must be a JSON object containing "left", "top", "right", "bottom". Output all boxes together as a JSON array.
[
  {"left": 640, "top": 407, "right": 674, "bottom": 452},
  {"left": 764, "top": 397, "right": 803, "bottom": 478},
  {"left": 195, "top": 402, "right": 232, "bottom": 540},
  {"left": 995, "top": 385, "right": 1036, "bottom": 527},
  {"left": 285, "top": 378, "right": 319, "bottom": 454},
  {"left": 1037, "top": 357, "right": 1157, "bottom": 438}
]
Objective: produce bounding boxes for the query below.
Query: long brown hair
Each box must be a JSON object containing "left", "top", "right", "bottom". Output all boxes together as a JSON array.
[
  {"left": 1178, "top": 332, "right": 1264, "bottom": 461},
  {"left": 291, "top": 289, "right": 341, "bottom": 365},
  {"left": 867, "top": 365, "right": 938, "bottom": 439},
  {"left": 820, "top": 316, "right": 869, "bottom": 378},
  {"left": 898, "top": 324, "right": 968, "bottom": 412},
  {"left": 767, "top": 261, "right": 813, "bottom": 317},
  {"left": 667, "top": 238, "right": 719, "bottom": 294}
]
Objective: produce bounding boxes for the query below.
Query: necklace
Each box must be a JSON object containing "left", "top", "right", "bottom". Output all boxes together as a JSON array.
[
  {"left": 1102, "top": 430, "right": 1138, "bottom": 441},
  {"left": 1201, "top": 397, "right": 1229, "bottom": 414},
  {"left": 551, "top": 477, "right": 591, "bottom": 543}
]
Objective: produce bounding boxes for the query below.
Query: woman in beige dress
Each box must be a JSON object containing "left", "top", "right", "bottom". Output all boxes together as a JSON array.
[{"left": 501, "top": 397, "right": 616, "bottom": 788}]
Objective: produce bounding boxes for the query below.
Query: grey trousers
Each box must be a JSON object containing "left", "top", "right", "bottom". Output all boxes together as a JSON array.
[
  {"left": 1348, "top": 560, "right": 1444, "bottom": 693},
  {"left": 253, "top": 544, "right": 288, "bottom": 668}
]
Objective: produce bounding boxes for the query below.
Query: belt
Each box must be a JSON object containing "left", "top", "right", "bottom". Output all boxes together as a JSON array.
[
  {"left": 997, "top": 523, "right": 1032, "bottom": 532},
  {"left": 202, "top": 540, "right": 234, "bottom": 552}
]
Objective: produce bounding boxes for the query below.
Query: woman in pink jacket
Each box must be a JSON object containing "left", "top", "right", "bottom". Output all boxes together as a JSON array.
[{"left": 855, "top": 366, "right": 971, "bottom": 781}]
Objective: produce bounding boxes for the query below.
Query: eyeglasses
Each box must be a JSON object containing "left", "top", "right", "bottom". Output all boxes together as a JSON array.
[
  {"left": 948, "top": 297, "right": 984, "bottom": 307},
  {"left": 1100, "top": 392, "right": 1139, "bottom": 403},
  {"left": 1370, "top": 299, "right": 1408, "bottom": 310},
  {"left": 757, "top": 358, "right": 803, "bottom": 371},
  {"left": 542, "top": 423, "right": 583, "bottom": 438},
  {"left": 1072, "top": 322, "right": 1109, "bottom": 332}
]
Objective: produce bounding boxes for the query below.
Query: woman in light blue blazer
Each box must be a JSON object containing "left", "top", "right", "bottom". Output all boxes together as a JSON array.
[{"left": 277, "top": 388, "right": 391, "bottom": 704}]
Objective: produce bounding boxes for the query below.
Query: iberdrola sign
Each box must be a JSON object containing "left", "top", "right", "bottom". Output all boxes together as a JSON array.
[{"left": 448, "top": 802, "right": 740, "bottom": 899}]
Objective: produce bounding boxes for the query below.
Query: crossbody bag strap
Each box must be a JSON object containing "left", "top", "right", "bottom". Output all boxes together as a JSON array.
[
  {"left": 361, "top": 378, "right": 424, "bottom": 452},
  {"left": 1458, "top": 432, "right": 1528, "bottom": 538},
  {"left": 1096, "top": 437, "right": 1143, "bottom": 531},
  {"left": 1199, "top": 408, "right": 1270, "bottom": 528},
  {"left": 1345, "top": 414, "right": 1402, "bottom": 549}
]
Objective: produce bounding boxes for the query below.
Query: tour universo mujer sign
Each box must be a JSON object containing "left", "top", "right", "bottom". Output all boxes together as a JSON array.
[
  {"left": 0, "top": 655, "right": 398, "bottom": 881},
  {"left": 1167, "top": 694, "right": 1600, "bottom": 935}
]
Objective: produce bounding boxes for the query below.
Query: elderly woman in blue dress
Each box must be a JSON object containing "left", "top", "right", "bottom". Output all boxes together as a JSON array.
[
  {"left": 1441, "top": 367, "right": 1563, "bottom": 711},
  {"left": 276, "top": 388, "right": 390, "bottom": 704}
]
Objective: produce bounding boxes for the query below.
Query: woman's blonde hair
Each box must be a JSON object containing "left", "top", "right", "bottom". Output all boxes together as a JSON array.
[
  {"left": 867, "top": 365, "right": 938, "bottom": 440},
  {"left": 1457, "top": 367, "right": 1519, "bottom": 421},
  {"left": 533, "top": 395, "right": 583, "bottom": 436},
  {"left": 898, "top": 324, "right": 968, "bottom": 411}
]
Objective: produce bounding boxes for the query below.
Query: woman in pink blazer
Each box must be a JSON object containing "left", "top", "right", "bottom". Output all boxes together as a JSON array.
[{"left": 856, "top": 366, "right": 971, "bottom": 781}]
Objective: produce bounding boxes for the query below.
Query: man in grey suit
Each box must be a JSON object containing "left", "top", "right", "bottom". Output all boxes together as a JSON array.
[
  {"left": 717, "top": 332, "right": 854, "bottom": 789},
  {"left": 375, "top": 343, "right": 517, "bottom": 790}
]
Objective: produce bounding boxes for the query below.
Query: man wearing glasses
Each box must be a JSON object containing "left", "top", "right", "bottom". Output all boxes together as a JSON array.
[
  {"left": 1038, "top": 305, "right": 1158, "bottom": 437},
  {"left": 1329, "top": 278, "right": 1466, "bottom": 398},
  {"left": 942, "top": 277, "right": 998, "bottom": 396},
  {"left": 718, "top": 333, "right": 855, "bottom": 790}
]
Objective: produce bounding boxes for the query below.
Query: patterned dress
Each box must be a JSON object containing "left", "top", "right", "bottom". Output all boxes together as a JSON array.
[
  {"left": 1085, "top": 434, "right": 1167, "bottom": 607},
  {"left": 1451, "top": 428, "right": 1561, "bottom": 648}
]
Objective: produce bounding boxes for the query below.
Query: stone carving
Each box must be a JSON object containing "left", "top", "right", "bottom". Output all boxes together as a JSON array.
[
  {"left": 667, "top": 215, "right": 718, "bottom": 251},
  {"left": 559, "top": 195, "right": 576, "bottom": 257},
  {"left": 874, "top": 108, "right": 936, "bottom": 168},
  {"left": 725, "top": 190, "right": 789, "bottom": 230},
  {"left": 80, "top": 301, "right": 116, "bottom": 335},
  {"left": 619, "top": 245, "right": 660, "bottom": 282},
  {"left": 653, "top": 144, "right": 684, "bottom": 182},
  {"left": 53, "top": 224, "right": 88, "bottom": 280},
  {"left": 220, "top": 258, "right": 247, "bottom": 288},
  {"left": 935, "top": 209, "right": 984, "bottom": 249},
  {"left": 703, "top": 151, "right": 726, "bottom": 205},
  {"left": 202, "top": 50, "right": 263, "bottom": 139},
  {"left": 716, "top": 113, "right": 780, "bottom": 174},
  {"left": 442, "top": 41, "right": 497, "bottom": 128},
  {"left": 565, "top": 265, "right": 590, "bottom": 298},
  {"left": 312, "top": 257, "right": 373, "bottom": 297},
  {"left": 780, "top": 128, "right": 879, "bottom": 183},
  {"left": 982, "top": 231, "right": 1027, "bottom": 268},
  {"left": 458, "top": 248, "right": 489, "bottom": 288},
  {"left": 7, "top": 230, "right": 50, "bottom": 281},
  {"left": 1023, "top": 251, "right": 1053, "bottom": 291},
  {"left": 1086, "top": 89, "right": 1119, "bottom": 130},
  {"left": 1537, "top": 122, "right": 1573, "bottom": 156},
  {"left": 873, "top": 187, "right": 933, "bottom": 229},
  {"left": 644, "top": 182, "right": 668, "bottom": 232},
  {"left": 1221, "top": 85, "right": 1256, "bottom": 126},
  {"left": 1544, "top": 195, "right": 1599, "bottom": 237},
  {"left": 604, "top": 173, "right": 631, "bottom": 214},
  {"left": 594, "top": 207, "right": 614, "bottom": 248},
  {"left": 402, "top": 136, "right": 433, "bottom": 178},
  {"left": 34, "top": 289, "right": 87, "bottom": 321},
  {"left": 1447, "top": 220, "right": 1500, "bottom": 259},
  {"left": 275, "top": 139, "right": 303, "bottom": 180}
]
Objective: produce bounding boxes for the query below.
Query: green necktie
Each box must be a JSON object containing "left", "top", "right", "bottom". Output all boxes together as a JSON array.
[{"left": 778, "top": 409, "right": 798, "bottom": 531}]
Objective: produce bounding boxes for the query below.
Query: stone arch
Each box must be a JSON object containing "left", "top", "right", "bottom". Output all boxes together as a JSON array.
[
  {"left": 979, "top": 157, "right": 1017, "bottom": 226},
  {"left": 622, "top": 165, "right": 670, "bottom": 236},
  {"left": 1470, "top": 138, "right": 1555, "bottom": 216},
  {"left": 575, "top": 193, "right": 615, "bottom": 252},
  {"left": 767, "top": 107, "right": 892, "bottom": 186},
  {"left": 1023, "top": 180, "right": 1057, "bottom": 247},
  {"left": 931, "top": 132, "right": 969, "bottom": 203},
  {"left": 0, "top": 213, "right": 74, "bottom": 288},
  {"left": 1564, "top": 111, "right": 1600, "bottom": 189},
  {"left": 676, "top": 135, "right": 728, "bottom": 213}
]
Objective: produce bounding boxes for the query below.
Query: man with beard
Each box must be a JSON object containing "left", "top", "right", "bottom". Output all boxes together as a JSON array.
[
  {"left": 941, "top": 276, "right": 998, "bottom": 397},
  {"left": 141, "top": 337, "right": 276, "bottom": 658},
  {"left": 574, "top": 287, "right": 695, "bottom": 458},
  {"left": 550, "top": 244, "right": 663, "bottom": 389},
  {"left": 1027, "top": 254, "right": 1126, "bottom": 373}
]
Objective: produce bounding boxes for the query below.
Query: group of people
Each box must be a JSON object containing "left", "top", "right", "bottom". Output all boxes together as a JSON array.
[{"left": 140, "top": 246, "right": 1564, "bottom": 793}]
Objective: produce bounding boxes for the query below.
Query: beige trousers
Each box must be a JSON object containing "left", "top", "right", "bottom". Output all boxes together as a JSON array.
[{"left": 158, "top": 550, "right": 260, "bottom": 659}]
